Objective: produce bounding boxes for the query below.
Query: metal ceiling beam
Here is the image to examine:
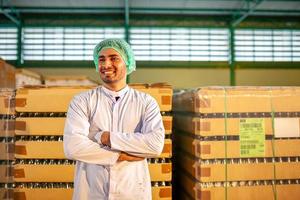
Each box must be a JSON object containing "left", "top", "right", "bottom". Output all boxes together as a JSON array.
[
  {"left": 231, "top": 0, "right": 265, "bottom": 27},
  {"left": 0, "top": 0, "right": 20, "bottom": 25},
  {"left": 0, "top": 9, "right": 19, "bottom": 25},
  {"left": 125, "top": 0, "right": 130, "bottom": 83},
  {"left": 1, "top": 7, "right": 300, "bottom": 16},
  {"left": 125, "top": 0, "right": 129, "bottom": 42}
]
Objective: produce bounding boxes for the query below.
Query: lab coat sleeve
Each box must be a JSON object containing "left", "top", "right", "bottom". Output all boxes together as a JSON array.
[
  {"left": 110, "top": 96, "right": 165, "bottom": 157},
  {"left": 63, "top": 94, "right": 120, "bottom": 165}
]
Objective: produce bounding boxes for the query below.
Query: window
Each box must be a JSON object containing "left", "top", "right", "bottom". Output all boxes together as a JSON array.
[
  {"left": 235, "top": 29, "right": 300, "bottom": 61},
  {"left": 0, "top": 27, "right": 17, "bottom": 60},
  {"left": 130, "top": 27, "right": 229, "bottom": 61},
  {"left": 23, "top": 27, "right": 125, "bottom": 60}
]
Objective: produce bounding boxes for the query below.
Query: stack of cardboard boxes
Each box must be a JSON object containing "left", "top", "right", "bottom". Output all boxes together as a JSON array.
[
  {"left": 173, "top": 87, "right": 300, "bottom": 200},
  {"left": 0, "top": 59, "right": 15, "bottom": 200},
  {"left": 4, "top": 83, "right": 173, "bottom": 199}
]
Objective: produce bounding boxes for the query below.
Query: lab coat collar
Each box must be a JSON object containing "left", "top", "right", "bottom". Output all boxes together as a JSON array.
[{"left": 102, "top": 85, "right": 129, "bottom": 101}]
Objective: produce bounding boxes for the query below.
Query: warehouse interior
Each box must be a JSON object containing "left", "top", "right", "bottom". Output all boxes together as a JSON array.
[
  {"left": 1, "top": 1, "right": 300, "bottom": 200},
  {"left": 1, "top": 0, "right": 300, "bottom": 88}
]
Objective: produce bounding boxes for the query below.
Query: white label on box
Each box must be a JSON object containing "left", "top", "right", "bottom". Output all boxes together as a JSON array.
[{"left": 274, "top": 118, "right": 300, "bottom": 138}]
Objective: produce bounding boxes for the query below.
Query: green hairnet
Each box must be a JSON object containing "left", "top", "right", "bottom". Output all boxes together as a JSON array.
[{"left": 93, "top": 38, "right": 136, "bottom": 75}]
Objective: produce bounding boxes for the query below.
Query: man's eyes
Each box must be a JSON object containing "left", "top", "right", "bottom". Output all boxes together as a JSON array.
[
  {"left": 111, "top": 57, "right": 120, "bottom": 61},
  {"left": 98, "top": 57, "right": 120, "bottom": 62}
]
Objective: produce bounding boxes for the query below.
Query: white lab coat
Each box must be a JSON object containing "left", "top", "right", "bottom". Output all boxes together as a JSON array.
[{"left": 63, "top": 86, "right": 165, "bottom": 200}]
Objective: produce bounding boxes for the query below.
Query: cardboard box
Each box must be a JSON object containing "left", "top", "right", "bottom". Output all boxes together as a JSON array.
[
  {"left": 173, "top": 87, "right": 300, "bottom": 113},
  {"left": 44, "top": 75, "right": 98, "bottom": 86},
  {"left": 0, "top": 142, "right": 14, "bottom": 160},
  {"left": 14, "top": 116, "right": 172, "bottom": 135},
  {"left": 15, "top": 139, "right": 172, "bottom": 159},
  {"left": 174, "top": 114, "right": 277, "bottom": 136},
  {"left": 13, "top": 163, "right": 171, "bottom": 182},
  {"left": 174, "top": 114, "right": 300, "bottom": 137},
  {"left": 176, "top": 133, "right": 300, "bottom": 159},
  {"left": 178, "top": 152, "right": 300, "bottom": 182},
  {"left": 163, "top": 116, "right": 173, "bottom": 134},
  {"left": 0, "top": 188, "right": 13, "bottom": 200},
  {"left": 0, "top": 89, "right": 15, "bottom": 115},
  {"left": 0, "top": 165, "right": 14, "bottom": 183},
  {"left": 15, "top": 83, "right": 172, "bottom": 112},
  {"left": 179, "top": 172, "right": 300, "bottom": 200},
  {"left": 12, "top": 186, "right": 172, "bottom": 200},
  {"left": 15, "top": 69, "right": 42, "bottom": 89},
  {"left": 0, "top": 59, "right": 15, "bottom": 89},
  {"left": 0, "top": 119, "right": 15, "bottom": 137}
]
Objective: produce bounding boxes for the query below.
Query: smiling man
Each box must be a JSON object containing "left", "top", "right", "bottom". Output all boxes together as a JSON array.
[{"left": 63, "top": 39, "right": 165, "bottom": 200}]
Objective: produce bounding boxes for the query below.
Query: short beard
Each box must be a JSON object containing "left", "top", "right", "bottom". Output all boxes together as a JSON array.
[{"left": 102, "top": 78, "right": 117, "bottom": 84}]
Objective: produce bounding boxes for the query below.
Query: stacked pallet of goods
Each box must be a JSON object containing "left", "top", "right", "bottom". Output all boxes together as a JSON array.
[
  {"left": 0, "top": 59, "right": 16, "bottom": 200},
  {"left": 173, "top": 86, "right": 300, "bottom": 200},
  {"left": 9, "top": 82, "right": 172, "bottom": 200}
]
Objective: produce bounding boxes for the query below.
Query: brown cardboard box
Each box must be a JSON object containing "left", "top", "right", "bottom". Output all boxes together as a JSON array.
[
  {"left": 12, "top": 186, "right": 172, "bottom": 200},
  {"left": 15, "top": 69, "right": 42, "bottom": 89},
  {"left": 14, "top": 116, "right": 172, "bottom": 135},
  {"left": 173, "top": 87, "right": 300, "bottom": 113},
  {"left": 0, "top": 165, "right": 14, "bottom": 183},
  {"left": 0, "top": 59, "right": 15, "bottom": 89},
  {"left": 0, "top": 142, "right": 14, "bottom": 160},
  {"left": 178, "top": 152, "right": 300, "bottom": 182},
  {"left": 174, "top": 114, "right": 277, "bottom": 136},
  {"left": 0, "top": 188, "right": 13, "bottom": 200},
  {"left": 15, "top": 83, "right": 172, "bottom": 112},
  {"left": 176, "top": 132, "right": 300, "bottom": 159},
  {"left": 179, "top": 171, "right": 300, "bottom": 200},
  {"left": 14, "top": 139, "right": 172, "bottom": 159},
  {"left": 13, "top": 163, "right": 171, "bottom": 182},
  {"left": 0, "top": 119, "right": 15, "bottom": 137},
  {"left": 44, "top": 75, "right": 98, "bottom": 86},
  {"left": 0, "top": 89, "right": 15, "bottom": 115}
]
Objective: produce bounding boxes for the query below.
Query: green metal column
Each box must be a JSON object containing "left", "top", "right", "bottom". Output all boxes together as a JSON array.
[
  {"left": 229, "top": 25, "right": 236, "bottom": 86},
  {"left": 17, "top": 20, "right": 23, "bottom": 66},
  {"left": 125, "top": 0, "right": 130, "bottom": 83}
]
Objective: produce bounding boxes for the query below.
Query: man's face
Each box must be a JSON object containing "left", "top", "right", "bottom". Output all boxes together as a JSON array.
[{"left": 98, "top": 48, "right": 127, "bottom": 84}]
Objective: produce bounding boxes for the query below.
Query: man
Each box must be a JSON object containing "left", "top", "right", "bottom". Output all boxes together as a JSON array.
[{"left": 63, "top": 38, "right": 165, "bottom": 200}]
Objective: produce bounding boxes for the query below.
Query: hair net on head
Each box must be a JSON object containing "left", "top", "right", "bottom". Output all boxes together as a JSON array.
[{"left": 93, "top": 38, "right": 136, "bottom": 75}]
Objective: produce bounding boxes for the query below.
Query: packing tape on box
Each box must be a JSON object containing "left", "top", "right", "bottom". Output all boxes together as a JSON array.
[
  {"left": 14, "top": 192, "right": 26, "bottom": 200},
  {"left": 161, "top": 96, "right": 171, "bottom": 105},
  {"left": 15, "top": 121, "right": 26, "bottom": 131},
  {"left": 15, "top": 145, "right": 27, "bottom": 155},
  {"left": 269, "top": 88, "right": 278, "bottom": 200},
  {"left": 5, "top": 98, "right": 27, "bottom": 108},
  {"left": 163, "top": 119, "right": 171, "bottom": 132},
  {"left": 161, "top": 163, "right": 171, "bottom": 174},
  {"left": 14, "top": 169, "right": 25, "bottom": 178},
  {"left": 159, "top": 187, "right": 171, "bottom": 198},
  {"left": 1, "top": 121, "right": 26, "bottom": 131},
  {"left": 163, "top": 143, "right": 171, "bottom": 155},
  {"left": 194, "top": 121, "right": 211, "bottom": 132},
  {"left": 196, "top": 143, "right": 211, "bottom": 155},
  {"left": 197, "top": 190, "right": 210, "bottom": 200}
]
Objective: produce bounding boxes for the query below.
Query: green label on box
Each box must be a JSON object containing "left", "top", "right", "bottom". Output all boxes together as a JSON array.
[{"left": 239, "top": 118, "right": 265, "bottom": 157}]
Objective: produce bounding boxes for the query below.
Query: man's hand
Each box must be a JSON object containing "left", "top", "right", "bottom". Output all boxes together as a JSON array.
[
  {"left": 100, "top": 131, "right": 111, "bottom": 147},
  {"left": 117, "top": 152, "right": 145, "bottom": 162}
]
